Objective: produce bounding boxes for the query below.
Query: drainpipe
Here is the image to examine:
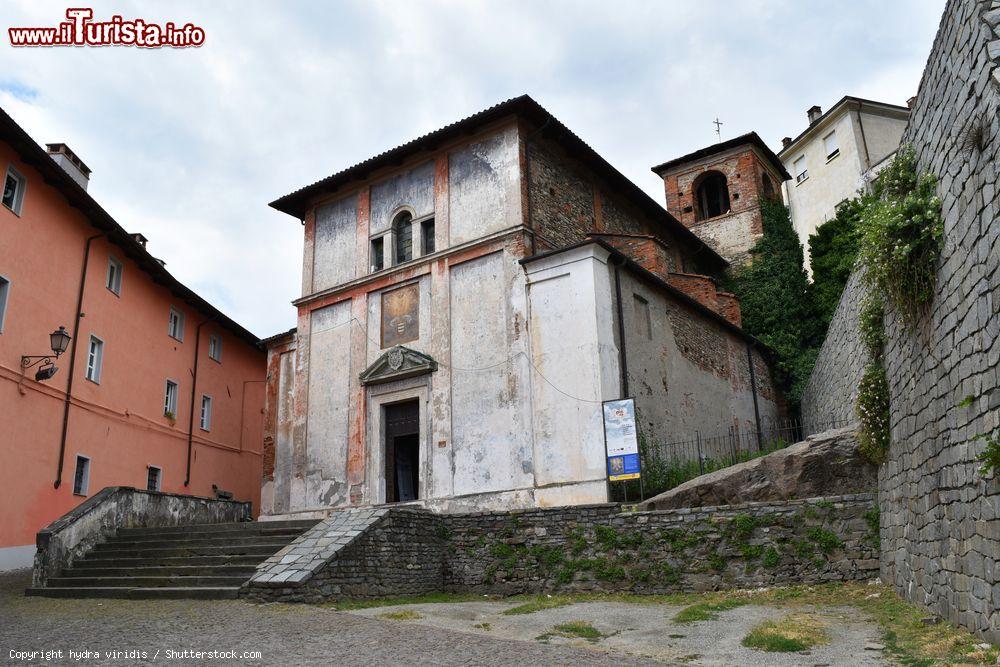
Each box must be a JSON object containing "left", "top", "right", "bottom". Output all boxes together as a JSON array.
[
  {"left": 55, "top": 234, "right": 103, "bottom": 489},
  {"left": 184, "top": 320, "right": 208, "bottom": 487},
  {"left": 855, "top": 101, "right": 873, "bottom": 173},
  {"left": 612, "top": 259, "right": 629, "bottom": 398},
  {"left": 746, "top": 343, "right": 763, "bottom": 449}
]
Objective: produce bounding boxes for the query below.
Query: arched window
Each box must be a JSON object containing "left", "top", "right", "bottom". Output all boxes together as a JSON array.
[
  {"left": 694, "top": 171, "right": 731, "bottom": 221},
  {"left": 393, "top": 211, "right": 413, "bottom": 265},
  {"left": 761, "top": 173, "right": 776, "bottom": 201}
]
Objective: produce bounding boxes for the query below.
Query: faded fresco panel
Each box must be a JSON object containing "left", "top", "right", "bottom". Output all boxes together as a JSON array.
[
  {"left": 448, "top": 126, "right": 520, "bottom": 245},
  {"left": 381, "top": 283, "right": 420, "bottom": 347}
]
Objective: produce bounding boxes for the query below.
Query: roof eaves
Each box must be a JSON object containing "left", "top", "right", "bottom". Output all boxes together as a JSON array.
[{"left": 0, "top": 105, "right": 263, "bottom": 347}]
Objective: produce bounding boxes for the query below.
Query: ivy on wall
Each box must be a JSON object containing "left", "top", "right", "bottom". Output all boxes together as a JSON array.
[
  {"left": 809, "top": 197, "right": 864, "bottom": 330},
  {"left": 853, "top": 147, "right": 943, "bottom": 463},
  {"left": 726, "top": 199, "right": 822, "bottom": 407}
]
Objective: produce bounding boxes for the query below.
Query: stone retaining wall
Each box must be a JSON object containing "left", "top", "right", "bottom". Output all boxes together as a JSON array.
[
  {"left": 443, "top": 495, "right": 878, "bottom": 595},
  {"left": 243, "top": 494, "right": 879, "bottom": 602},
  {"left": 878, "top": 0, "right": 1000, "bottom": 643},
  {"left": 800, "top": 270, "right": 866, "bottom": 435}
]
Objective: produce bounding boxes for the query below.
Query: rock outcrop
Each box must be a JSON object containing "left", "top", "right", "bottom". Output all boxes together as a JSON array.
[{"left": 639, "top": 425, "right": 876, "bottom": 510}]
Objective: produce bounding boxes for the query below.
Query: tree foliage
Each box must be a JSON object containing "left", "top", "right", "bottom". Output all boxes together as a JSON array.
[
  {"left": 808, "top": 197, "right": 864, "bottom": 329},
  {"left": 726, "top": 199, "right": 822, "bottom": 407}
]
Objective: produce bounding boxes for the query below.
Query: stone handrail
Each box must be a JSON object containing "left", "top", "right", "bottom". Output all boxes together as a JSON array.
[{"left": 33, "top": 486, "right": 251, "bottom": 587}]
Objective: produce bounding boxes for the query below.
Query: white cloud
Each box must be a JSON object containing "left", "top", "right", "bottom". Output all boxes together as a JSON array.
[{"left": 0, "top": 0, "right": 945, "bottom": 337}]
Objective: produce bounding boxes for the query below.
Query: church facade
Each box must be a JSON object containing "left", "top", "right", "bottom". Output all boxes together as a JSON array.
[{"left": 261, "top": 96, "right": 783, "bottom": 517}]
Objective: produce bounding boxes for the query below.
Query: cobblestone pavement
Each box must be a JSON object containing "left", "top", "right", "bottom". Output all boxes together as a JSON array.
[{"left": 0, "top": 571, "right": 659, "bottom": 666}]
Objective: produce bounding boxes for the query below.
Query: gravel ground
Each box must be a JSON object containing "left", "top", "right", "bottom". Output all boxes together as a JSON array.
[
  {"left": 0, "top": 571, "right": 658, "bottom": 666},
  {"left": 350, "top": 598, "right": 891, "bottom": 666}
]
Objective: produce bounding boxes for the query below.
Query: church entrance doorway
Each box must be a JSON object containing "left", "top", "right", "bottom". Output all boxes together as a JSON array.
[{"left": 383, "top": 399, "right": 420, "bottom": 503}]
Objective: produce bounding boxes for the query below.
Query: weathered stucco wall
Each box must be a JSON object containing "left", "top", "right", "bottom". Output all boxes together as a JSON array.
[
  {"left": 878, "top": 0, "right": 1000, "bottom": 643},
  {"left": 370, "top": 160, "right": 435, "bottom": 234},
  {"left": 619, "top": 269, "right": 782, "bottom": 453},
  {"left": 448, "top": 126, "right": 521, "bottom": 245},
  {"left": 312, "top": 196, "right": 357, "bottom": 293}
]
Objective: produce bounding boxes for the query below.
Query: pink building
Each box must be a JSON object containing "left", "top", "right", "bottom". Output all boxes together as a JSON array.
[{"left": 0, "top": 106, "right": 266, "bottom": 570}]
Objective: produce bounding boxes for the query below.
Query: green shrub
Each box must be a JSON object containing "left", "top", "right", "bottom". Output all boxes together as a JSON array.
[{"left": 975, "top": 431, "right": 1000, "bottom": 478}]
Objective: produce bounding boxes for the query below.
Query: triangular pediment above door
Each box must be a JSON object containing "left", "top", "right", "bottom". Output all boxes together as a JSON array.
[{"left": 359, "top": 345, "right": 438, "bottom": 386}]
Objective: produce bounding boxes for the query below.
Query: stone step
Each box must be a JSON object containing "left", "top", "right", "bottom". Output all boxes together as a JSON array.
[
  {"left": 95, "top": 535, "right": 298, "bottom": 550},
  {"left": 108, "top": 526, "right": 306, "bottom": 542},
  {"left": 116, "top": 520, "right": 318, "bottom": 536},
  {"left": 48, "top": 575, "right": 248, "bottom": 588},
  {"left": 74, "top": 554, "right": 265, "bottom": 568},
  {"left": 88, "top": 543, "right": 289, "bottom": 559},
  {"left": 60, "top": 565, "right": 258, "bottom": 578},
  {"left": 25, "top": 587, "right": 240, "bottom": 600}
]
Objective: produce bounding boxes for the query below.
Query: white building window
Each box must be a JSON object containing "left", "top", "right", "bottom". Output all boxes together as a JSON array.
[
  {"left": 794, "top": 156, "right": 808, "bottom": 184},
  {"left": 2, "top": 165, "right": 26, "bottom": 215},
  {"left": 370, "top": 236, "right": 385, "bottom": 273},
  {"left": 0, "top": 275, "right": 9, "bottom": 333},
  {"left": 164, "top": 380, "right": 178, "bottom": 418},
  {"left": 208, "top": 334, "right": 222, "bottom": 362},
  {"left": 823, "top": 131, "right": 840, "bottom": 161},
  {"left": 168, "top": 307, "right": 185, "bottom": 341},
  {"left": 200, "top": 395, "right": 212, "bottom": 431},
  {"left": 146, "top": 465, "right": 161, "bottom": 492},
  {"left": 106, "top": 256, "right": 123, "bottom": 295},
  {"left": 85, "top": 335, "right": 104, "bottom": 384},
  {"left": 73, "top": 455, "right": 90, "bottom": 496}
]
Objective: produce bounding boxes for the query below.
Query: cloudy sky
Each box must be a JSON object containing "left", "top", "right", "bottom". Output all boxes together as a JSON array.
[{"left": 0, "top": 1, "right": 944, "bottom": 337}]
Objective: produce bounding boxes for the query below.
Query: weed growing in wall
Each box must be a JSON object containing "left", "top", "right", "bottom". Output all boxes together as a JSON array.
[
  {"left": 852, "top": 147, "right": 942, "bottom": 464},
  {"left": 974, "top": 431, "right": 1000, "bottom": 478}
]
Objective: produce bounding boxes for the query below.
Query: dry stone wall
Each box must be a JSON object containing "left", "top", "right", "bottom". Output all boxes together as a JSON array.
[
  {"left": 800, "top": 270, "right": 866, "bottom": 434},
  {"left": 799, "top": 0, "right": 1000, "bottom": 643},
  {"left": 243, "top": 495, "right": 879, "bottom": 603},
  {"left": 878, "top": 0, "right": 1000, "bottom": 643}
]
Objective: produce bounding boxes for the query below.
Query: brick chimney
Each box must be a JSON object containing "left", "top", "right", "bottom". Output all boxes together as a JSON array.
[
  {"left": 45, "top": 143, "right": 91, "bottom": 190},
  {"left": 906, "top": 96, "right": 917, "bottom": 109},
  {"left": 781, "top": 137, "right": 792, "bottom": 149},
  {"left": 807, "top": 105, "right": 822, "bottom": 125},
  {"left": 130, "top": 233, "right": 149, "bottom": 248}
]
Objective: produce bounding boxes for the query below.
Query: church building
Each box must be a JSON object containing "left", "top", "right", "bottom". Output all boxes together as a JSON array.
[{"left": 261, "top": 96, "right": 784, "bottom": 517}]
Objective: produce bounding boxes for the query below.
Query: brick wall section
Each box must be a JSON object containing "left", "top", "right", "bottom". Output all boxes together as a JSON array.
[
  {"left": 242, "top": 495, "right": 878, "bottom": 602},
  {"left": 716, "top": 292, "right": 742, "bottom": 328},
  {"left": 591, "top": 234, "right": 676, "bottom": 279},
  {"left": 528, "top": 141, "right": 595, "bottom": 249},
  {"left": 877, "top": 0, "right": 1000, "bottom": 643},
  {"left": 666, "top": 273, "right": 720, "bottom": 313},
  {"left": 800, "top": 270, "right": 866, "bottom": 434},
  {"left": 527, "top": 139, "right": 717, "bottom": 276}
]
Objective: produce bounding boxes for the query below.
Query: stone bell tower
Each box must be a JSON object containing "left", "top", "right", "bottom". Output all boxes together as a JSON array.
[{"left": 651, "top": 132, "right": 789, "bottom": 264}]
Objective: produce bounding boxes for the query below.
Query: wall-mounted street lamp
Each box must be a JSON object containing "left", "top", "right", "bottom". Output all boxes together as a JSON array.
[{"left": 21, "top": 326, "right": 72, "bottom": 382}]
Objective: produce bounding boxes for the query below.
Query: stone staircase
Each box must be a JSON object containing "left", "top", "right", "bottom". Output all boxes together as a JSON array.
[{"left": 26, "top": 519, "right": 318, "bottom": 600}]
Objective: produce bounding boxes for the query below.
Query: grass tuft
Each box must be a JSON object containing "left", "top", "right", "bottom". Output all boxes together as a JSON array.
[
  {"left": 741, "top": 613, "right": 828, "bottom": 652},
  {"left": 673, "top": 598, "right": 746, "bottom": 623},
  {"left": 502, "top": 596, "right": 574, "bottom": 615},
  {"left": 378, "top": 609, "right": 423, "bottom": 621}
]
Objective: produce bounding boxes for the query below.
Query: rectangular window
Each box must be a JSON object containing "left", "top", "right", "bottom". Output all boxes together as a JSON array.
[
  {"left": 73, "top": 455, "right": 90, "bottom": 496},
  {"left": 85, "top": 335, "right": 104, "bottom": 384},
  {"left": 208, "top": 334, "right": 222, "bottom": 362},
  {"left": 168, "top": 307, "right": 184, "bottom": 341},
  {"left": 164, "top": 380, "right": 178, "bottom": 418},
  {"left": 794, "top": 156, "right": 808, "bottom": 184},
  {"left": 371, "top": 237, "right": 385, "bottom": 272},
  {"left": 0, "top": 276, "right": 9, "bottom": 333},
  {"left": 421, "top": 218, "right": 435, "bottom": 255},
  {"left": 106, "top": 256, "right": 123, "bottom": 295},
  {"left": 823, "top": 131, "right": 840, "bottom": 161},
  {"left": 146, "top": 465, "right": 161, "bottom": 492},
  {"left": 200, "top": 395, "right": 212, "bottom": 431},
  {"left": 2, "top": 166, "right": 26, "bottom": 215}
]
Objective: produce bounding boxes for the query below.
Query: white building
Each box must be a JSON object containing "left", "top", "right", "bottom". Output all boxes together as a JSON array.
[{"left": 778, "top": 96, "right": 910, "bottom": 274}]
